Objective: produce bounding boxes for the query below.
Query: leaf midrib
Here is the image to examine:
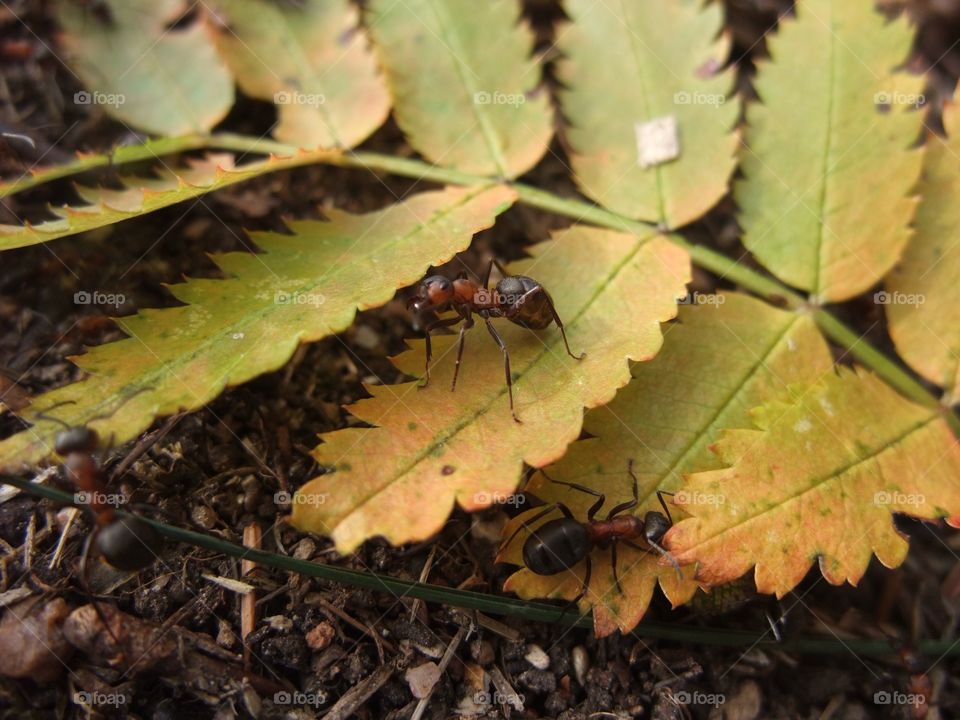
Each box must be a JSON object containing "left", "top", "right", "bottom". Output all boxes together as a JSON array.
[
  {"left": 425, "top": 0, "right": 510, "bottom": 176},
  {"left": 637, "top": 313, "right": 803, "bottom": 509}
]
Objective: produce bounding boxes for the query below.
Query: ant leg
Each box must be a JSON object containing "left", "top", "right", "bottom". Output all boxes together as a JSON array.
[
  {"left": 501, "top": 500, "right": 577, "bottom": 557},
  {"left": 492, "top": 258, "right": 510, "bottom": 278},
  {"left": 482, "top": 317, "right": 520, "bottom": 423},
  {"left": 481, "top": 258, "right": 495, "bottom": 288},
  {"left": 611, "top": 542, "right": 624, "bottom": 595},
  {"left": 541, "top": 469, "right": 606, "bottom": 521},
  {"left": 624, "top": 536, "right": 684, "bottom": 580},
  {"left": 451, "top": 313, "right": 475, "bottom": 392},
  {"left": 656, "top": 491, "right": 675, "bottom": 525},
  {"left": 572, "top": 554, "right": 593, "bottom": 605},
  {"left": 606, "top": 459, "right": 641, "bottom": 520},
  {"left": 543, "top": 292, "right": 585, "bottom": 360},
  {"left": 79, "top": 528, "right": 126, "bottom": 662},
  {"left": 420, "top": 316, "right": 461, "bottom": 387}
]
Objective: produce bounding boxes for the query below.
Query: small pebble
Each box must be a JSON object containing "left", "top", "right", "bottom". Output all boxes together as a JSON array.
[
  {"left": 572, "top": 645, "right": 590, "bottom": 687},
  {"left": 354, "top": 325, "right": 380, "bottom": 350},
  {"left": 292, "top": 538, "right": 317, "bottom": 561},
  {"left": 190, "top": 504, "right": 218, "bottom": 530},
  {"left": 518, "top": 669, "right": 556, "bottom": 694},
  {"left": 265, "top": 615, "right": 293, "bottom": 632},
  {"left": 525, "top": 643, "right": 550, "bottom": 670},
  {"left": 305, "top": 621, "right": 336, "bottom": 651},
  {"left": 405, "top": 661, "right": 441, "bottom": 699}
]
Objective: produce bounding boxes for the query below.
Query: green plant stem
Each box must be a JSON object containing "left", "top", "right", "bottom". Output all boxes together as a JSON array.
[
  {"left": 2, "top": 474, "right": 953, "bottom": 657},
  {"left": 8, "top": 131, "right": 958, "bottom": 433}
]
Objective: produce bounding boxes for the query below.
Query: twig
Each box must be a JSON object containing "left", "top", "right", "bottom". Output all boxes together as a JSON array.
[
  {"left": 241, "top": 523, "right": 261, "bottom": 667},
  {"left": 322, "top": 658, "right": 399, "bottom": 720}
]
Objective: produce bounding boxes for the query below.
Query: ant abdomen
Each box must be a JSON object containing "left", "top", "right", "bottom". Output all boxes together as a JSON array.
[
  {"left": 522, "top": 518, "right": 590, "bottom": 576},
  {"left": 95, "top": 516, "right": 163, "bottom": 571}
]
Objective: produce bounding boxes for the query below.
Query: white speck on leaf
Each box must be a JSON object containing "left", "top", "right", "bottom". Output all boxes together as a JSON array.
[{"left": 794, "top": 418, "right": 812, "bottom": 433}]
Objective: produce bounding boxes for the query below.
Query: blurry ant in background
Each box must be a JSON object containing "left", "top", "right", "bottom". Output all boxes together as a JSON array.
[
  {"left": 33, "top": 398, "right": 163, "bottom": 577},
  {"left": 502, "top": 460, "right": 682, "bottom": 603},
  {"left": 408, "top": 258, "right": 584, "bottom": 422}
]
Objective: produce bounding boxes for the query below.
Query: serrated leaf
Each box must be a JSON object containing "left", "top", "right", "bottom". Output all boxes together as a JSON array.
[
  {"left": 558, "top": 0, "right": 739, "bottom": 228},
  {"left": 290, "top": 227, "right": 691, "bottom": 552},
  {"left": 367, "top": 0, "right": 553, "bottom": 178},
  {"left": 736, "top": 0, "right": 924, "bottom": 303},
  {"left": 0, "top": 185, "right": 514, "bottom": 470},
  {"left": 205, "top": 0, "right": 390, "bottom": 149},
  {"left": 0, "top": 136, "right": 212, "bottom": 199},
  {"left": 56, "top": 0, "right": 233, "bottom": 136},
  {"left": 500, "top": 293, "right": 833, "bottom": 635},
  {"left": 0, "top": 151, "right": 335, "bottom": 250},
  {"left": 666, "top": 368, "right": 960, "bottom": 597},
  {"left": 886, "top": 102, "right": 960, "bottom": 405}
]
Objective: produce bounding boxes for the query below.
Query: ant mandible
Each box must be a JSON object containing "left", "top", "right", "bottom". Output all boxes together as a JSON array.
[
  {"left": 502, "top": 460, "right": 683, "bottom": 603},
  {"left": 408, "top": 258, "right": 584, "bottom": 422}
]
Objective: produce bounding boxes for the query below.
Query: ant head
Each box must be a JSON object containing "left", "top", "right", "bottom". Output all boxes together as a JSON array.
[
  {"left": 642, "top": 511, "right": 671, "bottom": 545},
  {"left": 408, "top": 276, "right": 454, "bottom": 311},
  {"left": 54, "top": 426, "right": 99, "bottom": 456}
]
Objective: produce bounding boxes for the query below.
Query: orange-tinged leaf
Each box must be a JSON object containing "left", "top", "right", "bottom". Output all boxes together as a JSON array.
[
  {"left": 500, "top": 293, "right": 833, "bottom": 635},
  {"left": 367, "top": 0, "right": 553, "bottom": 178},
  {"left": 736, "top": 0, "right": 924, "bottom": 302},
  {"left": 667, "top": 368, "right": 960, "bottom": 597},
  {"left": 290, "top": 227, "right": 691, "bottom": 552},
  {"left": 558, "top": 0, "right": 739, "bottom": 228},
  {"left": 0, "top": 185, "right": 514, "bottom": 470},
  {"left": 56, "top": 0, "right": 233, "bottom": 136},
  {"left": 886, "top": 101, "right": 960, "bottom": 405},
  {"left": 205, "top": 0, "right": 390, "bottom": 150}
]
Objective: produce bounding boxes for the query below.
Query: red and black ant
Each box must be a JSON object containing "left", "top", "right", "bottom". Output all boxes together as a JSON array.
[
  {"left": 33, "top": 401, "right": 163, "bottom": 575},
  {"left": 408, "top": 258, "right": 584, "bottom": 422},
  {"left": 502, "top": 460, "right": 683, "bottom": 602}
]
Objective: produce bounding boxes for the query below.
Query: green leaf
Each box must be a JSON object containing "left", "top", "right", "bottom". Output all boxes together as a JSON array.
[
  {"left": 558, "top": 0, "right": 739, "bottom": 228},
  {"left": 886, "top": 102, "right": 960, "bottom": 405},
  {"left": 56, "top": 0, "right": 233, "bottom": 136},
  {"left": 667, "top": 368, "right": 960, "bottom": 597},
  {"left": 736, "top": 0, "right": 924, "bottom": 302},
  {"left": 290, "top": 226, "right": 691, "bottom": 553},
  {"left": 367, "top": 0, "right": 553, "bottom": 178},
  {"left": 0, "top": 151, "right": 337, "bottom": 250},
  {"left": 0, "top": 185, "right": 515, "bottom": 470},
  {"left": 205, "top": 0, "right": 390, "bottom": 149},
  {"left": 500, "top": 292, "right": 833, "bottom": 635}
]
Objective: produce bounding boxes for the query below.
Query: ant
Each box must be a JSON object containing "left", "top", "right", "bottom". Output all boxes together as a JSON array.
[
  {"left": 33, "top": 400, "right": 164, "bottom": 575},
  {"left": 408, "top": 258, "right": 584, "bottom": 422},
  {"left": 53, "top": 425, "right": 164, "bottom": 573},
  {"left": 502, "top": 460, "right": 682, "bottom": 603}
]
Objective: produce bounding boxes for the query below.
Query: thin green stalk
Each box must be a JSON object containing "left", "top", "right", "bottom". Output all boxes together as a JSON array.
[{"left": 2, "top": 474, "right": 954, "bottom": 657}]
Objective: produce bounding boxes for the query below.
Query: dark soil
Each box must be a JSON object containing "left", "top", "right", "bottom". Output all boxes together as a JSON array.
[{"left": 1, "top": 0, "right": 959, "bottom": 718}]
